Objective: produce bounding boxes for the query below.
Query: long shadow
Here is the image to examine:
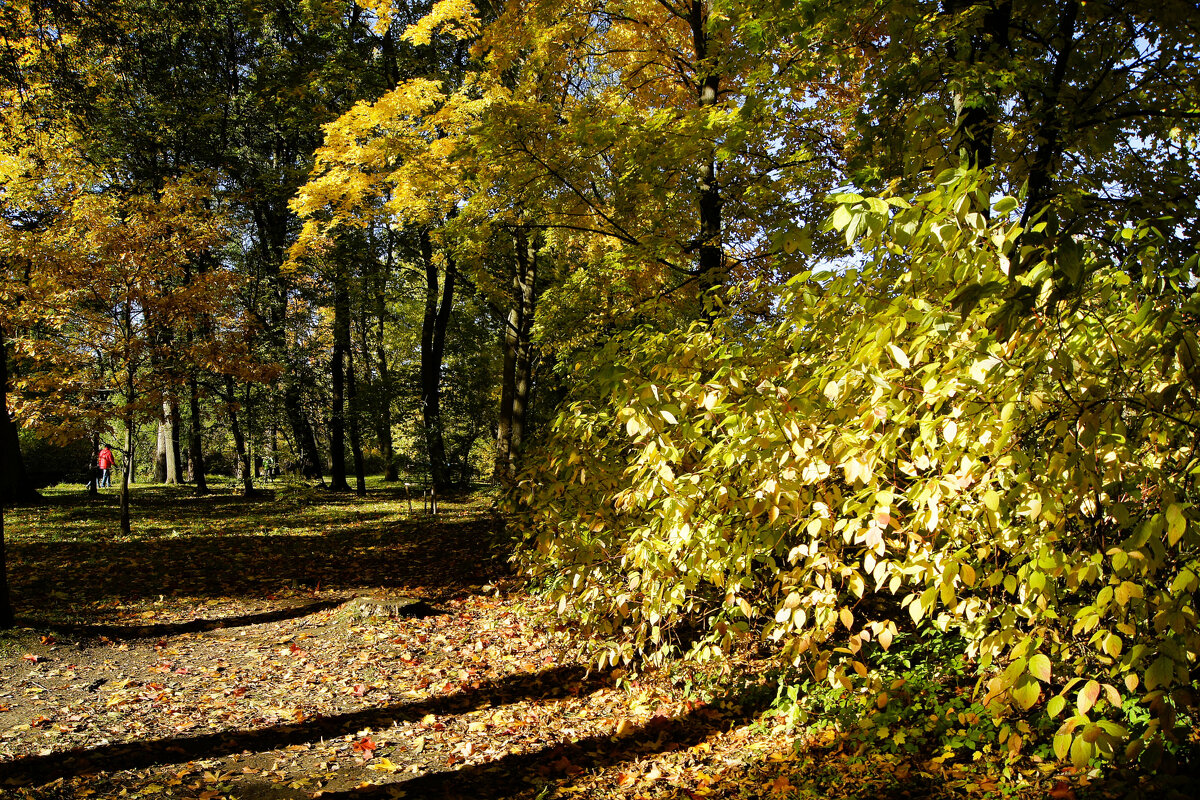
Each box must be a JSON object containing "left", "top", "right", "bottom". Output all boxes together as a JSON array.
[
  {"left": 9, "top": 514, "right": 510, "bottom": 619},
  {"left": 19, "top": 597, "right": 358, "bottom": 640},
  {"left": 318, "top": 680, "right": 778, "bottom": 800},
  {"left": 0, "top": 665, "right": 612, "bottom": 786}
]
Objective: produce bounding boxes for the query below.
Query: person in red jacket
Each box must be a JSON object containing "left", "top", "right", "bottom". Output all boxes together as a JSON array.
[{"left": 97, "top": 444, "right": 116, "bottom": 488}]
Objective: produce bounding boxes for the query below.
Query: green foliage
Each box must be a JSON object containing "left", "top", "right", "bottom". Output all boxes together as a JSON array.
[{"left": 509, "top": 170, "right": 1200, "bottom": 765}]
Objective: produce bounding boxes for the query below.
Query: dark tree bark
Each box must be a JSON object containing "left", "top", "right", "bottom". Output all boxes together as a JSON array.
[
  {"left": 255, "top": 201, "right": 324, "bottom": 483},
  {"left": 188, "top": 372, "right": 209, "bottom": 495},
  {"left": 226, "top": 375, "right": 254, "bottom": 496},
  {"left": 376, "top": 227, "right": 397, "bottom": 481},
  {"left": 0, "top": 321, "right": 38, "bottom": 505},
  {"left": 119, "top": 418, "right": 133, "bottom": 537},
  {"left": 1018, "top": 0, "right": 1079, "bottom": 239},
  {"left": 0, "top": 503, "right": 12, "bottom": 628},
  {"left": 419, "top": 229, "right": 455, "bottom": 491},
  {"left": 283, "top": 380, "right": 324, "bottom": 481},
  {"left": 943, "top": 0, "right": 1013, "bottom": 172},
  {"left": 689, "top": 1, "right": 725, "bottom": 298},
  {"left": 347, "top": 330, "right": 366, "bottom": 497},
  {"left": 118, "top": 301, "right": 134, "bottom": 537},
  {"left": 329, "top": 262, "right": 351, "bottom": 492},
  {"left": 495, "top": 227, "right": 538, "bottom": 485}
]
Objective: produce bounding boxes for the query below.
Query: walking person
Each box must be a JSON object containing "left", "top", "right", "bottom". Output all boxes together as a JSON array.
[{"left": 97, "top": 444, "right": 116, "bottom": 489}]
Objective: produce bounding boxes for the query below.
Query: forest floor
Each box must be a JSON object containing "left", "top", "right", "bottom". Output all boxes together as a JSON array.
[{"left": 0, "top": 481, "right": 1191, "bottom": 800}]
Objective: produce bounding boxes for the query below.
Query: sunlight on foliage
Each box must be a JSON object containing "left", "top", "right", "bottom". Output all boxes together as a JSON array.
[{"left": 511, "top": 170, "right": 1200, "bottom": 767}]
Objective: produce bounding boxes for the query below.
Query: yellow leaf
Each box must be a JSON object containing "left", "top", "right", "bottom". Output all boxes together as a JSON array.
[
  {"left": 368, "top": 757, "right": 401, "bottom": 773},
  {"left": 1029, "top": 653, "right": 1052, "bottom": 683},
  {"left": 1166, "top": 503, "right": 1186, "bottom": 545},
  {"left": 1077, "top": 680, "right": 1100, "bottom": 714}
]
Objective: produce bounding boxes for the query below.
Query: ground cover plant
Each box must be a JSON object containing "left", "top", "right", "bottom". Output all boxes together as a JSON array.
[{"left": 0, "top": 481, "right": 1193, "bottom": 799}]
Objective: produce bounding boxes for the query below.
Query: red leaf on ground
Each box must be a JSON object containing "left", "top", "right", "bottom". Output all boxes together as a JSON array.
[{"left": 22, "top": 654, "right": 42, "bottom": 664}]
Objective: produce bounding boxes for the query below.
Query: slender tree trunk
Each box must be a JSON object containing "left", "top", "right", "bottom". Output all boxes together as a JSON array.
[
  {"left": 329, "top": 264, "right": 351, "bottom": 492},
  {"left": 257, "top": 202, "right": 323, "bottom": 483},
  {"left": 155, "top": 416, "right": 168, "bottom": 483},
  {"left": 119, "top": 413, "right": 133, "bottom": 537},
  {"left": 347, "top": 333, "right": 366, "bottom": 496},
  {"left": 119, "top": 302, "right": 134, "bottom": 537},
  {"left": 167, "top": 398, "right": 181, "bottom": 483},
  {"left": 419, "top": 229, "right": 455, "bottom": 491},
  {"left": 495, "top": 227, "right": 538, "bottom": 485},
  {"left": 182, "top": 260, "right": 209, "bottom": 494},
  {"left": 0, "top": 321, "right": 38, "bottom": 504},
  {"left": 188, "top": 373, "right": 209, "bottom": 495},
  {"left": 690, "top": 1, "right": 725, "bottom": 298},
  {"left": 376, "top": 228, "right": 396, "bottom": 481},
  {"left": 511, "top": 235, "right": 537, "bottom": 455},
  {"left": 495, "top": 303, "right": 519, "bottom": 486},
  {"left": 88, "top": 431, "right": 100, "bottom": 495},
  {"left": 226, "top": 375, "right": 254, "bottom": 496},
  {"left": 0, "top": 503, "right": 12, "bottom": 628}
]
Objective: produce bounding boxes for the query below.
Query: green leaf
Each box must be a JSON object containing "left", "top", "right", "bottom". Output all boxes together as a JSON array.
[
  {"left": 1029, "top": 653, "right": 1052, "bottom": 683},
  {"left": 1166, "top": 503, "right": 1186, "bottom": 545},
  {"left": 1053, "top": 733, "right": 1072, "bottom": 761},
  {"left": 1011, "top": 676, "right": 1040, "bottom": 710},
  {"left": 994, "top": 196, "right": 1018, "bottom": 215}
]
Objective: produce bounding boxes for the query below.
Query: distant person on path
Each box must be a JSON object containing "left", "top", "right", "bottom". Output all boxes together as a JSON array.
[{"left": 97, "top": 444, "right": 116, "bottom": 488}]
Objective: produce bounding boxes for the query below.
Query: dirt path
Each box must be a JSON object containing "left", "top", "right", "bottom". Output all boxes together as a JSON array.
[{"left": 0, "top": 491, "right": 773, "bottom": 799}]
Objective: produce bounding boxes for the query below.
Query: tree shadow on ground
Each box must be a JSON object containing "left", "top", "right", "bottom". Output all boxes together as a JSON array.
[
  {"left": 0, "top": 664, "right": 612, "bottom": 787},
  {"left": 314, "top": 677, "right": 782, "bottom": 800},
  {"left": 21, "top": 597, "right": 362, "bottom": 639},
  {"left": 9, "top": 512, "right": 509, "bottom": 622}
]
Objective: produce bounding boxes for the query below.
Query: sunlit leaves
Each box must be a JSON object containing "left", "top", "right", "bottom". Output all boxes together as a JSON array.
[{"left": 512, "top": 169, "right": 1200, "bottom": 765}]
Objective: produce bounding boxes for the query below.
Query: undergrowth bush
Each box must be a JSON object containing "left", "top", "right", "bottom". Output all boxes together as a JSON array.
[{"left": 510, "top": 170, "right": 1200, "bottom": 767}]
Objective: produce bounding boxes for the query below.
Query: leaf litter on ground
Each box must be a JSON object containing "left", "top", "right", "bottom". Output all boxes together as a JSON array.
[{"left": 0, "top": 482, "right": 1180, "bottom": 800}]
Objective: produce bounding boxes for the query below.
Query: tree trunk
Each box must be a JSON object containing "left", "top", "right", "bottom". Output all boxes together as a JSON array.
[
  {"left": 167, "top": 398, "right": 181, "bottom": 483},
  {"left": 419, "top": 229, "right": 455, "bottom": 491},
  {"left": 0, "top": 503, "right": 13, "bottom": 628},
  {"left": 119, "top": 302, "right": 135, "bottom": 537},
  {"left": 154, "top": 416, "right": 168, "bottom": 483},
  {"left": 0, "top": 321, "right": 38, "bottom": 505},
  {"left": 188, "top": 373, "right": 209, "bottom": 495},
  {"left": 944, "top": 0, "right": 1012, "bottom": 172},
  {"left": 495, "top": 227, "right": 538, "bottom": 485},
  {"left": 119, "top": 417, "right": 134, "bottom": 537},
  {"left": 256, "top": 202, "right": 323, "bottom": 483},
  {"left": 376, "top": 227, "right": 397, "bottom": 481},
  {"left": 690, "top": 1, "right": 725, "bottom": 298},
  {"left": 283, "top": 380, "right": 324, "bottom": 482},
  {"left": 226, "top": 375, "right": 254, "bottom": 496},
  {"left": 1018, "top": 0, "right": 1079, "bottom": 242},
  {"left": 329, "top": 263, "right": 351, "bottom": 492},
  {"left": 88, "top": 431, "right": 100, "bottom": 495},
  {"left": 347, "top": 331, "right": 366, "bottom": 496}
]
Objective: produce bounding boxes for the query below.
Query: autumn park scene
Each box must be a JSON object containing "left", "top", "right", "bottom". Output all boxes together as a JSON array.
[{"left": 1, "top": 0, "right": 1198, "bottom": 798}]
